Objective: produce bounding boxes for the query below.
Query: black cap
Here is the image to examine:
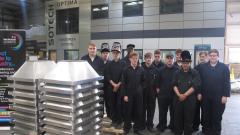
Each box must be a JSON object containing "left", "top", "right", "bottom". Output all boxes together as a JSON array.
[
  {"left": 111, "top": 42, "right": 121, "bottom": 52},
  {"left": 166, "top": 53, "right": 174, "bottom": 58},
  {"left": 181, "top": 50, "right": 192, "bottom": 62},
  {"left": 101, "top": 43, "right": 110, "bottom": 52},
  {"left": 127, "top": 44, "right": 135, "bottom": 49}
]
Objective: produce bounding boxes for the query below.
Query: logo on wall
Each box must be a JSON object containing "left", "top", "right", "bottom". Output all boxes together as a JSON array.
[{"left": 3, "top": 33, "right": 24, "bottom": 51}]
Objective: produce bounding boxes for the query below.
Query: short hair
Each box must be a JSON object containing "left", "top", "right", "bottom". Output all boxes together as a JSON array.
[
  {"left": 176, "top": 49, "right": 182, "bottom": 54},
  {"left": 88, "top": 43, "right": 96, "bottom": 48},
  {"left": 199, "top": 51, "right": 208, "bottom": 56},
  {"left": 209, "top": 49, "right": 219, "bottom": 56},
  {"left": 129, "top": 52, "right": 139, "bottom": 58},
  {"left": 154, "top": 49, "right": 161, "bottom": 55},
  {"left": 144, "top": 52, "right": 153, "bottom": 58}
]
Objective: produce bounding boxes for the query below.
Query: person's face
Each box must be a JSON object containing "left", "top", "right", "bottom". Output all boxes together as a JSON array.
[
  {"left": 165, "top": 57, "right": 174, "bottom": 66},
  {"left": 154, "top": 54, "right": 161, "bottom": 62},
  {"left": 144, "top": 57, "right": 153, "bottom": 66},
  {"left": 130, "top": 55, "right": 139, "bottom": 67},
  {"left": 88, "top": 45, "right": 97, "bottom": 56},
  {"left": 101, "top": 51, "right": 109, "bottom": 61},
  {"left": 181, "top": 62, "right": 191, "bottom": 71},
  {"left": 199, "top": 54, "right": 208, "bottom": 63},
  {"left": 209, "top": 52, "right": 219, "bottom": 64},
  {"left": 112, "top": 51, "right": 120, "bottom": 60},
  {"left": 176, "top": 53, "right": 182, "bottom": 62},
  {"left": 127, "top": 47, "right": 134, "bottom": 54}
]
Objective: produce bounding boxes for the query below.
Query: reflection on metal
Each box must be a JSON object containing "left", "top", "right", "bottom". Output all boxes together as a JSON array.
[
  {"left": 9, "top": 61, "right": 56, "bottom": 135},
  {"left": 40, "top": 61, "right": 103, "bottom": 135}
]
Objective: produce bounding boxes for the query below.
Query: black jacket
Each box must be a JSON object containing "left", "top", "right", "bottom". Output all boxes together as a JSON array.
[
  {"left": 158, "top": 65, "right": 178, "bottom": 98},
  {"left": 198, "top": 61, "right": 231, "bottom": 98},
  {"left": 107, "top": 59, "right": 126, "bottom": 84},
  {"left": 121, "top": 65, "right": 145, "bottom": 96},
  {"left": 81, "top": 54, "right": 104, "bottom": 75},
  {"left": 172, "top": 68, "right": 201, "bottom": 95},
  {"left": 141, "top": 62, "right": 158, "bottom": 93},
  {"left": 153, "top": 61, "right": 164, "bottom": 70}
]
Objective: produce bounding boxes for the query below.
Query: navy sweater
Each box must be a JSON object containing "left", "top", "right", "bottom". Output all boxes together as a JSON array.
[{"left": 198, "top": 61, "right": 231, "bottom": 98}]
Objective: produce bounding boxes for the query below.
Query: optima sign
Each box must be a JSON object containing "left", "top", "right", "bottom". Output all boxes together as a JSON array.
[{"left": 56, "top": 0, "right": 78, "bottom": 7}]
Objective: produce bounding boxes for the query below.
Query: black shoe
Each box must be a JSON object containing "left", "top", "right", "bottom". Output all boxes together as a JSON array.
[
  {"left": 115, "top": 123, "right": 122, "bottom": 129},
  {"left": 157, "top": 127, "right": 166, "bottom": 132},
  {"left": 134, "top": 130, "right": 144, "bottom": 135},
  {"left": 193, "top": 127, "right": 199, "bottom": 132},
  {"left": 124, "top": 130, "right": 129, "bottom": 135},
  {"left": 147, "top": 127, "right": 155, "bottom": 133}
]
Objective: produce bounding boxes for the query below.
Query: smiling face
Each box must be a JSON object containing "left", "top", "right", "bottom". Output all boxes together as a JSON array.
[{"left": 209, "top": 52, "right": 219, "bottom": 64}]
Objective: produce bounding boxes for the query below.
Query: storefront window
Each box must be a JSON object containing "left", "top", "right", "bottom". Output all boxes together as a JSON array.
[
  {"left": 92, "top": 4, "right": 109, "bottom": 19},
  {"left": 123, "top": 0, "right": 143, "bottom": 17},
  {"left": 160, "top": 0, "right": 183, "bottom": 14},
  {"left": 56, "top": 8, "right": 79, "bottom": 34}
]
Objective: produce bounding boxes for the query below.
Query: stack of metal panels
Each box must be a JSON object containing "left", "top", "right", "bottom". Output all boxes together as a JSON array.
[
  {"left": 9, "top": 61, "right": 56, "bottom": 135},
  {"left": 39, "top": 61, "right": 103, "bottom": 135}
]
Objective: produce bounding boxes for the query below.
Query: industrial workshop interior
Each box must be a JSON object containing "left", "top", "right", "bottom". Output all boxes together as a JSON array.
[{"left": 0, "top": 0, "right": 239, "bottom": 135}]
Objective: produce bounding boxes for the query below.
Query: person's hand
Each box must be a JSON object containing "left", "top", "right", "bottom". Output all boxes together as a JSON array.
[
  {"left": 124, "top": 96, "right": 128, "bottom": 102},
  {"left": 112, "top": 83, "right": 117, "bottom": 92},
  {"left": 222, "top": 96, "right": 228, "bottom": 104},
  {"left": 179, "top": 94, "right": 187, "bottom": 102},
  {"left": 197, "top": 94, "right": 202, "bottom": 101},
  {"left": 156, "top": 88, "right": 160, "bottom": 94}
]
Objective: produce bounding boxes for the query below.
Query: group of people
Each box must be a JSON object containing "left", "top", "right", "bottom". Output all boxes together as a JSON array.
[{"left": 81, "top": 42, "right": 231, "bottom": 135}]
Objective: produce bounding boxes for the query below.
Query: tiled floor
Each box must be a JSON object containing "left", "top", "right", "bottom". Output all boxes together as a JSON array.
[{"left": 1, "top": 94, "right": 240, "bottom": 135}]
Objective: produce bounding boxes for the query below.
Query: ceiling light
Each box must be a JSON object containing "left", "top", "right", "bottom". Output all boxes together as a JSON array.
[
  {"left": 101, "top": 6, "right": 108, "bottom": 10},
  {"left": 93, "top": 8, "right": 100, "bottom": 11},
  {"left": 126, "top": 2, "right": 137, "bottom": 6}
]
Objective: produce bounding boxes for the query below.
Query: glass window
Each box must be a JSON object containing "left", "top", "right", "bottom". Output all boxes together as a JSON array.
[
  {"left": 64, "top": 49, "right": 79, "bottom": 60},
  {"left": 92, "top": 4, "right": 109, "bottom": 19},
  {"left": 123, "top": 0, "right": 143, "bottom": 17},
  {"left": 160, "top": 0, "right": 183, "bottom": 14},
  {"left": 56, "top": 8, "right": 79, "bottom": 35}
]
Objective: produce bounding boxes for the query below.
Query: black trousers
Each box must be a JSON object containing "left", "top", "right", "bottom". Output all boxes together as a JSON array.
[
  {"left": 123, "top": 92, "right": 143, "bottom": 132},
  {"left": 202, "top": 96, "right": 225, "bottom": 135},
  {"left": 109, "top": 90, "right": 123, "bottom": 124},
  {"left": 173, "top": 95, "right": 196, "bottom": 135},
  {"left": 104, "top": 86, "right": 111, "bottom": 118},
  {"left": 193, "top": 99, "right": 202, "bottom": 130},
  {"left": 157, "top": 96, "right": 174, "bottom": 130},
  {"left": 142, "top": 88, "right": 156, "bottom": 129}
]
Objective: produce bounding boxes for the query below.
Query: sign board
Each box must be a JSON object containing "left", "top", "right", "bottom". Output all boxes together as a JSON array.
[{"left": 0, "top": 30, "right": 26, "bottom": 126}]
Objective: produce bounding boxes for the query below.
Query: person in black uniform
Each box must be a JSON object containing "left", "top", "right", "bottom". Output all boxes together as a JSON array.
[
  {"left": 156, "top": 53, "right": 178, "bottom": 133},
  {"left": 152, "top": 49, "right": 164, "bottom": 70},
  {"left": 107, "top": 42, "right": 126, "bottom": 128},
  {"left": 122, "top": 44, "right": 135, "bottom": 66},
  {"left": 172, "top": 50, "right": 201, "bottom": 135},
  {"left": 193, "top": 51, "right": 208, "bottom": 132},
  {"left": 81, "top": 43, "right": 104, "bottom": 75},
  {"left": 122, "top": 52, "right": 145, "bottom": 135},
  {"left": 141, "top": 52, "right": 158, "bottom": 132},
  {"left": 81, "top": 43, "right": 105, "bottom": 116},
  {"left": 174, "top": 49, "right": 182, "bottom": 69},
  {"left": 198, "top": 49, "right": 230, "bottom": 135},
  {"left": 100, "top": 43, "right": 111, "bottom": 118}
]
